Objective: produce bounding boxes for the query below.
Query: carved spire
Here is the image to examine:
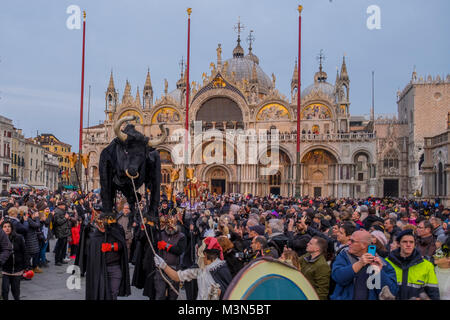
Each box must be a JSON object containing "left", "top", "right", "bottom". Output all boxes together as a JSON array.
[
  {"left": 135, "top": 86, "right": 141, "bottom": 107},
  {"left": 143, "top": 68, "right": 153, "bottom": 108},
  {"left": 122, "top": 80, "right": 133, "bottom": 103},
  {"left": 107, "top": 70, "right": 115, "bottom": 91},
  {"left": 105, "top": 70, "right": 118, "bottom": 111},
  {"left": 335, "top": 66, "right": 340, "bottom": 85},
  {"left": 340, "top": 55, "right": 349, "bottom": 81},
  {"left": 292, "top": 59, "right": 298, "bottom": 83},
  {"left": 144, "top": 68, "right": 152, "bottom": 89}
]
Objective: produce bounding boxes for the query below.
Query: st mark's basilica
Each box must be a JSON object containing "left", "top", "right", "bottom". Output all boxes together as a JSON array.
[{"left": 81, "top": 24, "right": 450, "bottom": 201}]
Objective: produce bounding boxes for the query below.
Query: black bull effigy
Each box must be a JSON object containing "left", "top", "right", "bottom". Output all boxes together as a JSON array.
[{"left": 99, "top": 115, "right": 167, "bottom": 218}]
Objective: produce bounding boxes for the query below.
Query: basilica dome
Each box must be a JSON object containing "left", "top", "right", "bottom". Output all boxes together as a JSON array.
[
  {"left": 223, "top": 42, "right": 273, "bottom": 93},
  {"left": 301, "top": 81, "right": 335, "bottom": 100}
]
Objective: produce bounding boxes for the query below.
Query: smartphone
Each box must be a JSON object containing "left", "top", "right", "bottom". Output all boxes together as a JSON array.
[{"left": 368, "top": 245, "right": 377, "bottom": 256}]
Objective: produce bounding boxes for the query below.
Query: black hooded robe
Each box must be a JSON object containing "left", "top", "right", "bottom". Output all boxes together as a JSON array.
[
  {"left": 131, "top": 224, "right": 158, "bottom": 299},
  {"left": 85, "top": 225, "right": 131, "bottom": 300}
]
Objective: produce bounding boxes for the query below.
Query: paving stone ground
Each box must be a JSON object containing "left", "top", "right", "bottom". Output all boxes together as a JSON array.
[{"left": 2, "top": 238, "right": 187, "bottom": 300}]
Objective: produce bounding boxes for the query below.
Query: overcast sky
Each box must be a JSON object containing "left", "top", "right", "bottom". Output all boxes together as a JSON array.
[{"left": 1, "top": 0, "right": 449, "bottom": 152}]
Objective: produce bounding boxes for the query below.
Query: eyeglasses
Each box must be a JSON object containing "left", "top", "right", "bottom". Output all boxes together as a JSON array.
[{"left": 349, "top": 238, "right": 369, "bottom": 244}]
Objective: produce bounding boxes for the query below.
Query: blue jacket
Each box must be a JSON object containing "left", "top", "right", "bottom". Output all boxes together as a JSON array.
[{"left": 330, "top": 248, "right": 398, "bottom": 300}]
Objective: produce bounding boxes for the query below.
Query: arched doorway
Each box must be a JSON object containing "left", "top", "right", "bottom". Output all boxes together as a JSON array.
[
  {"left": 354, "top": 152, "right": 370, "bottom": 198},
  {"left": 301, "top": 149, "right": 337, "bottom": 197},
  {"left": 205, "top": 166, "right": 229, "bottom": 195},
  {"left": 258, "top": 149, "right": 292, "bottom": 196}
]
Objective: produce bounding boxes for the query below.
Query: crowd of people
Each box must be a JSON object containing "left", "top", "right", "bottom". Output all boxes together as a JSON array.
[{"left": 0, "top": 188, "right": 449, "bottom": 300}]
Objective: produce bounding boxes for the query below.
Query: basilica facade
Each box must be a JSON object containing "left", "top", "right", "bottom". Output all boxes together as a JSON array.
[{"left": 82, "top": 32, "right": 450, "bottom": 200}]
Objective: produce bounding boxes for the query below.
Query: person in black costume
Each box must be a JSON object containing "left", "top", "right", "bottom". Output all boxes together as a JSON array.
[
  {"left": 154, "top": 213, "right": 186, "bottom": 300},
  {"left": 131, "top": 216, "right": 159, "bottom": 299},
  {"left": 85, "top": 216, "right": 131, "bottom": 300},
  {"left": 75, "top": 204, "right": 102, "bottom": 277}
]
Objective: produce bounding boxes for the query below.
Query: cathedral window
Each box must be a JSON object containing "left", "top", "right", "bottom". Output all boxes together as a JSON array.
[{"left": 383, "top": 150, "right": 399, "bottom": 169}]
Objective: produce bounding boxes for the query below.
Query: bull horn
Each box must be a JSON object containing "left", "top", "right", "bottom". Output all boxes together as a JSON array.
[
  {"left": 113, "top": 115, "right": 136, "bottom": 142},
  {"left": 148, "top": 123, "right": 167, "bottom": 147}
]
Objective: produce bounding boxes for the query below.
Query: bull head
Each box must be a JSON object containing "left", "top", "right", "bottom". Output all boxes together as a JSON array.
[{"left": 113, "top": 115, "right": 167, "bottom": 147}]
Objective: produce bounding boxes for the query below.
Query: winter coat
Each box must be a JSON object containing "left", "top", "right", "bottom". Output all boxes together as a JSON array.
[
  {"left": 53, "top": 207, "right": 70, "bottom": 239},
  {"left": 416, "top": 235, "right": 436, "bottom": 260},
  {"left": 2, "top": 232, "right": 26, "bottom": 274},
  {"left": 24, "top": 216, "right": 41, "bottom": 255},
  {"left": 267, "top": 232, "right": 290, "bottom": 257},
  {"left": 330, "top": 247, "right": 398, "bottom": 300},
  {"left": 386, "top": 248, "right": 440, "bottom": 300},
  {"left": 432, "top": 225, "right": 446, "bottom": 240},
  {"left": 223, "top": 248, "right": 244, "bottom": 278},
  {"left": 299, "top": 253, "right": 331, "bottom": 300},
  {"left": 0, "top": 229, "right": 12, "bottom": 266},
  {"left": 287, "top": 231, "right": 311, "bottom": 257},
  {"left": 8, "top": 216, "right": 28, "bottom": 237},
  {"left": 117, "top": 212, "right": 133, "bottom": 241}
]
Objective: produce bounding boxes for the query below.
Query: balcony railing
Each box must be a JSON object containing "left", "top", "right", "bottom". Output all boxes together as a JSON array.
[
  {"left": 161, "top": 132, "right": 376, "bottom": 144},
  {"left": 426, "top": 132, "right": 449, "bottom": 147}
]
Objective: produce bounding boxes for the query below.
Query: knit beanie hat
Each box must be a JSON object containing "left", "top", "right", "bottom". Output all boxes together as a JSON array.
[{"left": 371, "top": 230, "right": 388, "bottom": 247}]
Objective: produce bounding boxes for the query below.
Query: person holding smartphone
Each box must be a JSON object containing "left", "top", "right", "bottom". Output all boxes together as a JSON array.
[{"left": 330, "top": 230, "right": 398, "bottom": 300}]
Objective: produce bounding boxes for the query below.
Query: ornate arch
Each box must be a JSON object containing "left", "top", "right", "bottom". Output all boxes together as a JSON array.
[
  {"left": 254, "top": 101, "right": 293, "bottom": 122},
  {"left": 256, "top": 144, "right": 294, "bottom": 165},
  {"left": 116, "top": 108, "right": 144, "bottom": 124},
  {"left": 301, "top": 144, "right": 341, "bottom": 163},
  {"left": 189, "top": 89, "right": 250, "bottom": 124},
  {"left": 200, "top": 163, "right": 234, "bottom": 182},
  {"left": 191, "top": 134, "right": 238, "bottom": 165},
  {"left": 300, "top": 101, "right": 336, "bottom": 121},
  {"left": 150, "top": 105, "right": 183, "bottom": 124},
  {"left": 352, "top": 149, "right": 373, "bottom": 163}
]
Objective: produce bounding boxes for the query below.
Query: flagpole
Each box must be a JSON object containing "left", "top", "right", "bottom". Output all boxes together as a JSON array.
[
  {"left": 184, "top": 8, "right": 192, "bottom": 187},
  {"left": 78, "top": 10, "right": 87, "bottom": 192},
  {"left": 295, "top": 5, "right": 303, "bottom": 198}
]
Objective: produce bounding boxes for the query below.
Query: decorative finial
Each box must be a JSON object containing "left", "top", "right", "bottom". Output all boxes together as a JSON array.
[
  {"left": 83, "top": 11, "right": 86, "bottom": 21},
  {"left": 234, "top": 16, "right": 245, "bottom": 45},
  {"left": 298, "top": 5, "right": 303, "bottom": 14},
  {"left": 247, "top": 30, "right": 255, "bottom": 52},
  {"left": 217, "top": 44, "right": 222, "bottom": 68},
  {"left": 179, "top": 57, "right": 185, "bottom": 79},
  {"left": 316, "top": 49, "right": 325, "bottom": 72},
  {"left": 187, "top": 8, "right": 192, "bottom": 16}
]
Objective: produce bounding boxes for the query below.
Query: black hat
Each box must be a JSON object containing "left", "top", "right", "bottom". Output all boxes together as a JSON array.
[
  {"left": 161, "top": 199, "right": 168, "bottom": 204},
  {"left": 249, "top": 225, "right": 265, "bottom": 236},
  {"left": 396, "top": 229, "right": 415, "bottom": 243}
]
